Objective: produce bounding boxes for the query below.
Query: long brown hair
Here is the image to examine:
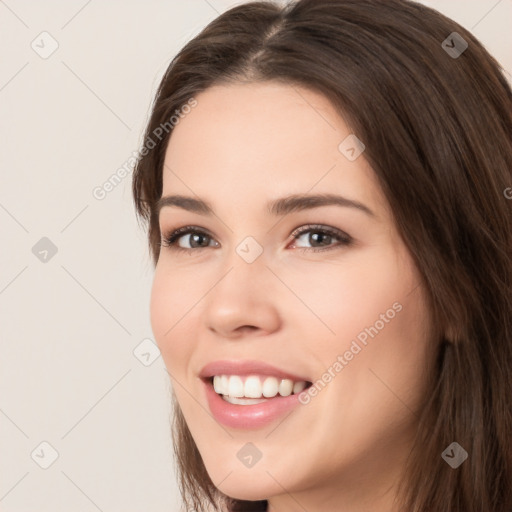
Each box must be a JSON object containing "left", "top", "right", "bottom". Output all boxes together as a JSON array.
[{"left": 132, "top": 1, "right": 512, "bottom": 510}]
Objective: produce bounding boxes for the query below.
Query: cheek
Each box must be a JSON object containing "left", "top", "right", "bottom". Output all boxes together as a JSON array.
[
  {"left": 316, "top": 252, "right": 431, "bottom": 426},
  {"left": 149, "top": 266, "right": 197, "bottom": 374},
  {"left": 288, "top": 246, "right": 409, "bottom": 347},
  {"left": 295, "top": 244, "right": 429, "bottom": 405}
]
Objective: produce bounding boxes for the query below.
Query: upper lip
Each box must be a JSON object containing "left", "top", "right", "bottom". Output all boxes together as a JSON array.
[{"left": 199, "top": 359, "right": 311, "bottom": 383}]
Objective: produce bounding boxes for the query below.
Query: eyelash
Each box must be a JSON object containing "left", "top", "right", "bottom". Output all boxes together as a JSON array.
[{"left": 159, "top": 224, "right": 353, "bottom": 255}]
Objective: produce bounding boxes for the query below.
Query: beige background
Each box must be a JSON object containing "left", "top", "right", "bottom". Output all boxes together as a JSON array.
[{"left": 0, "top": 1, "right": 510, "bottom": 511}]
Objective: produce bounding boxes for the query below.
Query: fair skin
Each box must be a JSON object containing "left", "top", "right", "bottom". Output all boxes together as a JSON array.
[{"left": 150, "top": 81, "right": 435, "bottom": 512}]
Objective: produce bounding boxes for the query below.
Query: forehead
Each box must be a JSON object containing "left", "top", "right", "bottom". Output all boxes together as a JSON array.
[{"left": 161, "top": 82, "right": 389, "bottom": 219}]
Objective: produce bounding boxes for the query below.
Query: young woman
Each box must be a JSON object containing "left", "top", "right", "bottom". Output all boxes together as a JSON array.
[{"left": 132, "top": 0, "right": 512, "bottom": 510}]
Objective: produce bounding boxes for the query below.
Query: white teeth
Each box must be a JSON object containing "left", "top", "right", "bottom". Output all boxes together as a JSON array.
[
  {"left": 211, "top": 374, "right": 308, "bottom": 399},
  {"left": 223, "top": 396, "right": 268, "bottom": 405},
  {"left": 293, "top": 381, "right": 306, "bottom": 394},
  {"left": 278, "top": 379, "right": 293, "bottom": 397},
  {"left": 228, "top": 376, "right": 244, "bottom": 397},
  {"left": 262, "top": 376, "right": 279, "bottom": 397},
  {"left": 244, "top": 376, "right": 262, "bottom": 398},
  {"left": 213, "top": 375, "right": 222, "bottom": 394}
]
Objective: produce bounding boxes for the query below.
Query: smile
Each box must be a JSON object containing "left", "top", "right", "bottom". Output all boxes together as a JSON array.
[
  {"left": 213, "top": 374, "right": 309, "bottom": 401},
  {"left": 199, "top": 360, "right": 313, "bottom": 429}
]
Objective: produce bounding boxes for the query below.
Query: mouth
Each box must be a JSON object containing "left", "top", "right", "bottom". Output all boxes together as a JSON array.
[
  {"left": 199, "top": 360, "right": 314, "bottom": 429},
  {"left": 199, "top": 359, "right": 314, "bottom": 428},
  {"left": 204, "top": 375, "right": 313, "bottom": 405}
]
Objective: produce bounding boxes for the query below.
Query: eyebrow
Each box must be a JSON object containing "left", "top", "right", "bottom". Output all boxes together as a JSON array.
[{"left": 156, "top": 193, "right": 376, "bottom": 218}]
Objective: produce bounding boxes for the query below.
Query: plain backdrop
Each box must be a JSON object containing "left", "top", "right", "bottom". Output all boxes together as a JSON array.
[{"left": 0, "top": 1, "right": 510, "bottom": 511}]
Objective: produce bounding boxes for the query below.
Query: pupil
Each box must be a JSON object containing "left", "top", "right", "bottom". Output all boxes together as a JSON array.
[
  {"left": 311, "top": 232, "right": 330, "bottom": 246},
  {"left": 192, "top": 234, "right": 208, "bottom": 247}
]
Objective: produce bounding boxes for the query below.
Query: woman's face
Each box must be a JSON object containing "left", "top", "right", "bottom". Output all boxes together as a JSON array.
[{"left": 150, "top": 82, "right": 434, "bottom": 509}]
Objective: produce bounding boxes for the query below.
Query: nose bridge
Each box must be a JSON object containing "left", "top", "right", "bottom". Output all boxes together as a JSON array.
[
  {"left": 233, "top": 234, "right": 266, "bottom": 266},
  {"left": 216, "top": 234, "right": 269, "bottom": 299},
  {"left": 202, "top": 235, "right": 280, "bottom": 336}
]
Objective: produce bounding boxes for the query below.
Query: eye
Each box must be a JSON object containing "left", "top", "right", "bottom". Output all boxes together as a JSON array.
[
  {"left": 289, "top": 224, "right": 353, "bottom": 252},
  {"left": 159, "top": 226, "right": 218, "bottom": 254},
  {"left": 159, "top": 224, "right": 353, "bottom": 255}
]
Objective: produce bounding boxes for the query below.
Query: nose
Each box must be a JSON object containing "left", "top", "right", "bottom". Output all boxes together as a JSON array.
[{"left": 202, "top": 252, "right": 281, "bottom": 339}]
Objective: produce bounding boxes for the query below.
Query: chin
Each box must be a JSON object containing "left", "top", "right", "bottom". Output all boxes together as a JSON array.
[
  {"left": 215, "top": 478, "right": 272, "bottom": 502},
  {"left": 199, "top": 455, "right": 281, "bottom": 501}
]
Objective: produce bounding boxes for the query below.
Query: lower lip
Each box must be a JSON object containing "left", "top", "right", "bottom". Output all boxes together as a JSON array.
[{"left": 203, "top": 379, "right": 306, "bottom": 429}]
